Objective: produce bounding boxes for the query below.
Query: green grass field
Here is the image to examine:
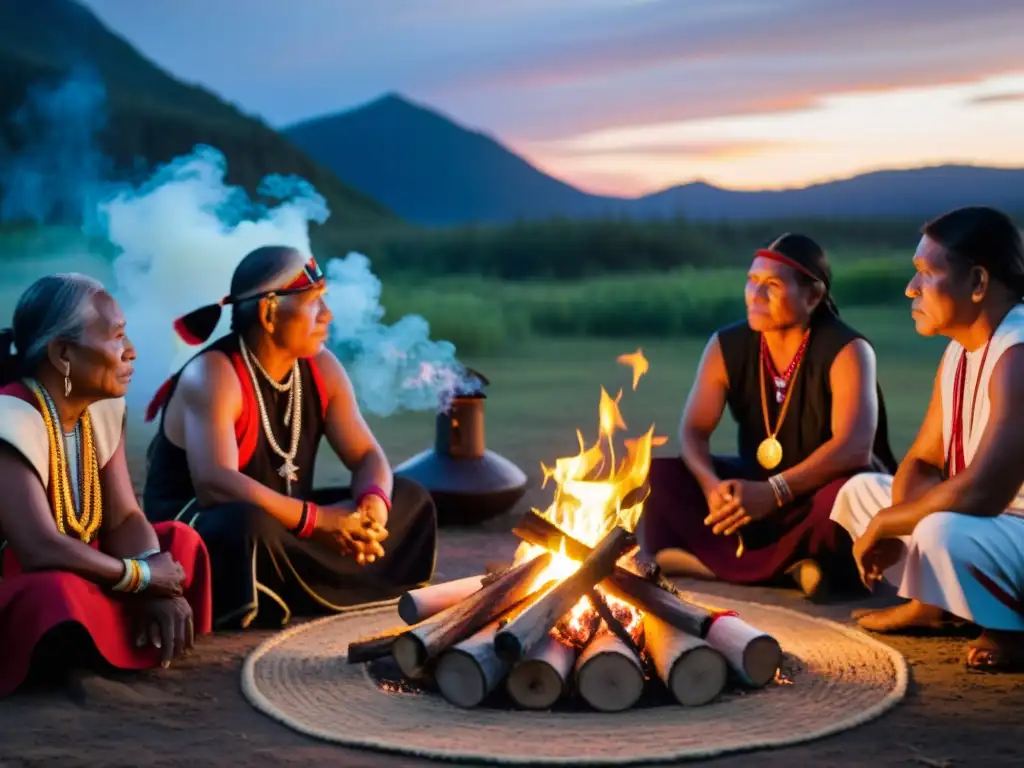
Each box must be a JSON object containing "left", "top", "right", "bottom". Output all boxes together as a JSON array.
[
  {"left": 375, "top": 253, "right": 918, "bottom": 353},
  {"left": 351, "top": 305, "right": 942, "bottom": 482}
]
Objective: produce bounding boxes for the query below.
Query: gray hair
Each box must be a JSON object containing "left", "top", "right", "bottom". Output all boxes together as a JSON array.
[{"left": 0, "top": 273, "right": 106, "bottom": 385}]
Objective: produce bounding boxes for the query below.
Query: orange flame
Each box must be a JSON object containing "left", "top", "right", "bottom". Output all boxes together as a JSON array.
[
  {"left": 516, "top": 353, "right": 667, "bottom": 636},
  {"left": 616, "top": 348, "right": 649, "bottom": 391}
]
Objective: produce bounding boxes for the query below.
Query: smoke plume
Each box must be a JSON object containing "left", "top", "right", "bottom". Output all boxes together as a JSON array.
[
  {"left": 0, "top": 66, "right": 111, "bottom": 227},
  {"left": 1, "top": 72, "right": 471, "bottom": 419}
]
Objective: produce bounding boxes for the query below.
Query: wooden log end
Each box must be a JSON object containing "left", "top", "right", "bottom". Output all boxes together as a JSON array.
[
  {"left": 506, "top": 636, "right": 576, "bottom": 710},
  {"left": 575, "top": 632, "right": 645, "bottom": 713},
  {"left": 392, "top": 633, "right": 428, "bottom": 679},
  {"left": 435, "top": 649, "right": 496, "bottom": 709},
  {"left": 396, "top": 593, "right": 418, "bottom": 626},
  {"left": 435, "top": 609, "right": 519, "bottom": 708},
  {"left": 705, "top": 615, "right": 782, "bottom": 688},
  {"left": 506, "top": 658, "right": 565, "bottom": 711},
  {"left": 742, "top": 635, "right": 783, "bottom": 688},
  {"left": 669, "top": 645, "right": 728, "bottom": 707}
]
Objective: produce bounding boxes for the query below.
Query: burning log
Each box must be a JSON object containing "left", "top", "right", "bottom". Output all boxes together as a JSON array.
[
  {"left": 494, "top": 526, "right": 635, "bottom": 662},
  {"left": 504, "top": 634, "right": 577, "bottom": 710},
  {"left": 397, "top": 575, "right": 486, "bottom": 625},
  {"left": 513, "top": 509, "right": 685, "bottom": 597},
  {"left": 511, "top": 509, "right": 592, "bottom": 561},
  {"left": 643, "top": 612, "right": 727, "bottom": 706},
  {"left": 704, "top": 614, "right": 782, "bottom": 689},
  {"left": 603, "top": 568, "right": 712, "bottom": 638},
  {"left": 575, "top": 630, "right": 645, "bottom": 713},
  {"left": 586, "top": 588, "right": 643, "bottom": 660},
  {"left": 391, "top": 551, "right": 553, "bottom": 678}
]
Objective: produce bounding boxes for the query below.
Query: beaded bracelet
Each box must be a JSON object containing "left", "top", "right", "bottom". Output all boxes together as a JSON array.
[
  {"left": 767, "top": 474, "right": 794, "bottom": 507},
  {"left": 112, "top": 558, "right": 134, "bottom": 592},
  {"left": 135, "top": 559, "right": 151, "bottom": 592},
  {"left": 111, "top": 558, "right": 152, "bottom": 593}
]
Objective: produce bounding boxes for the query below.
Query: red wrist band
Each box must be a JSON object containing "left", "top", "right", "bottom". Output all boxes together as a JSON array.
[
  {"left": 358, "top": 485, "right": 391, "bottom": 513},
  {"left": 297, "top": 502, "right": 318, "bottom": 539}
]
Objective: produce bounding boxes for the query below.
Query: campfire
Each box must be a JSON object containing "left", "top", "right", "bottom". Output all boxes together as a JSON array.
[{"left": 348, "top": 351, "right": 783, "bottom": 712}]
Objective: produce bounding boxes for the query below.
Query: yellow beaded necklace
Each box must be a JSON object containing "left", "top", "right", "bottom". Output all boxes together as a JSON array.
[{"left": 27, "top": 380, "right": 103, "bottom": 543}]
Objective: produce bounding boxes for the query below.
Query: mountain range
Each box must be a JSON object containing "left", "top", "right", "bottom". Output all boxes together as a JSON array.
[
  {"left": 286, "top": 94, "right": 1024, "bottom": 227},
  {"left": 2, "top": 0, "right": 1022, "bottom": 232}
]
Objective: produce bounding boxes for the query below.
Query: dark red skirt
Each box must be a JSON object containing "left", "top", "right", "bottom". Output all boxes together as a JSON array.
[
  {"left": 639, "top": 456, "right": 861, "bottom": 587},
  {"left": 0, "top": 521, "right": 213, "bottom": 697}
]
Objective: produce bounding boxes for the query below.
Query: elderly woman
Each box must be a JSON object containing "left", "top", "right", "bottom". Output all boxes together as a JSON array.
[
  {"left": 0, "top": 274, "right": 212, "bottom": 697},
  {"left": 142, "top": 245, "right": 437, "bottom": 630},
  {"left": 639, "top": 234, "right": 899, "bottom": 600}
]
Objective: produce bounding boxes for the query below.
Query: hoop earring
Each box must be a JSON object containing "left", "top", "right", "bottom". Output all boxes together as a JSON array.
[{"left": 63, "top": 361, "right": 72, "bottom": 398}]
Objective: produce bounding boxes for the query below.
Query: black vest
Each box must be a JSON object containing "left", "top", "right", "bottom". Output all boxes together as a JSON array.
[
  {"left": 143, "top": 335, "right": 327, "bottom": 520},
  {"left": 717, "top": 311, "right": 897, "bottom": 478}
]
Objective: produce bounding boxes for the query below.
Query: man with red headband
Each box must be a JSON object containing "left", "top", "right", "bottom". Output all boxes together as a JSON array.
[
  {"left": 832, "top": 207, "right": 1024, "bottom": 672},
  {"left": 639, "top": 233, "right": 898, "bottom": 601},
  {"left": 142, "top": 245, "right": 437, "bottom": 629}
]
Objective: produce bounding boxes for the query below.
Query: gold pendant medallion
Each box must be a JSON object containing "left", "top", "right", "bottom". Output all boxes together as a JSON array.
[{"left": 756, "top": 437, "right": 783, "bottom": 470}]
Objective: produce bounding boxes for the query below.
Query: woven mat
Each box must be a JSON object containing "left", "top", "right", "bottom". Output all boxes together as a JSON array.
[{"left": 242, "top": 594, "right": 908, "bottom": 765}]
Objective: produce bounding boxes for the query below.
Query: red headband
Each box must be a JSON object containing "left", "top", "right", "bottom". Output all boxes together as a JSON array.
[
  {"left": 279, "top": 256, "right": 325, "bottom": 293},
  {"left": 170, "top": 255, "right": 326, "bottom": 347},
  {"left": 753, "top": 249, "right": 821, "bottom": 284}
]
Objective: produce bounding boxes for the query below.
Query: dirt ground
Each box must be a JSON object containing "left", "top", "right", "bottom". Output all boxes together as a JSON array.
[{"left": 0, "top": 514, "right": 1021, "bottom": 768}]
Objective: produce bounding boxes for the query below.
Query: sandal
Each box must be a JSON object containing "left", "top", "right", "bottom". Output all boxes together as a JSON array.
[{"left": 965, "top": 632, "right": 1024, "bottom": 673}]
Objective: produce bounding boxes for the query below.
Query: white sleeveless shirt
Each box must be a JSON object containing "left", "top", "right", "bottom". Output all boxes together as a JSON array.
[{"left": 939, "top": 304, "right": 1024, "bottom": 515}]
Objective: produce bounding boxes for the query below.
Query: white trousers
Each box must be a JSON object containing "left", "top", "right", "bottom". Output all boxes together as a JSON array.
[{"left": 830, "top": 473, "right": 1024, "bottom": 632}]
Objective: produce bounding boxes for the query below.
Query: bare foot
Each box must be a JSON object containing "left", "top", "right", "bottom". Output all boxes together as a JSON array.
[
  {"left": 785, "top": 559, "right": 830, "bottom": 602},
  {"left": 654, "top": 548, "right": 716, "bottom": 580},
  {"left": 966, "top": 630, "right": 1024, "bottom": 672},
  {"left": 855, "top": 600, "right": 949, "bottom": 634}
]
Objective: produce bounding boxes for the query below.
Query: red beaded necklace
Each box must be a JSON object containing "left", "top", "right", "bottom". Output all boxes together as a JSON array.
[{"left": 761, "top": 330, "right": 811, "bottom": 405}]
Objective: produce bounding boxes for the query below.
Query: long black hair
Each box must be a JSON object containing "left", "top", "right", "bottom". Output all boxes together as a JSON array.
[
  {"left": 764, "top": 233, "right": 838, "bottom": 317},
  {"left": 922, "top": 206, "right": 1024, "bottom": 299}
]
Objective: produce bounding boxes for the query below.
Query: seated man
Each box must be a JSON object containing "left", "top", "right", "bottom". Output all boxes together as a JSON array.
[
  {"left": 639, "top": 234, "right": 898, "bottom": 600},
  {"left": 143, "top": 245, "right": 437, "bottom": 629},
  {"left": 0, "top": 274, "right": 211, "bottom": 697},
  {"left": 832, "top": 206, "right": 1024, "bottom": 672}
]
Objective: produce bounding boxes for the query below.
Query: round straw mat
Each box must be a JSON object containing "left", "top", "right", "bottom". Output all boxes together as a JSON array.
[{"left": 242, "top": 594, "right": 908, "bottom": 765}]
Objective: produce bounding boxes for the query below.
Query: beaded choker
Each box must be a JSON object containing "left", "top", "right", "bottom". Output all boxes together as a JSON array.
[{"left": 27, "top": 380, "right": 103, "bottom": 543}]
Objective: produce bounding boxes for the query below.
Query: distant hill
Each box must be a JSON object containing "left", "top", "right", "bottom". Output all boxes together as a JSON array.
[
  {"left": 0, "top": 0, "right": 397, "bottom": 229},
  {"left": 287, "top": 93, "right": 1024, "bottom": 226},
  {"left": 285, "top": 93, "right": 617, "bottom": 226},
  {"left": 635, "top": 166, "right": 1024, "bottom": 221}
]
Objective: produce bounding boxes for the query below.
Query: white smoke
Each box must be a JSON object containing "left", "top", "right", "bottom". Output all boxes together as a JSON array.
[
  {"left": 103, "top": 147, "right": 472, "bottom": 418},
  {"left": 323, "top": 253, "right": 470, "bottom": 414},
  {"left": 2, "top": 72, "right": 472, "bottom": 419}
]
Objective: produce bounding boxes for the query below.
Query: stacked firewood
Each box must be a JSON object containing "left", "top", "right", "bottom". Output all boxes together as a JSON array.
[{"left": 347, "top": 511, "right": 782, "bottom": 712}]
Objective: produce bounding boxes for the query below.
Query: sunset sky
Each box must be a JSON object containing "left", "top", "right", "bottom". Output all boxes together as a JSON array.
[{"left": 82, "top": 0, "right": 1024, "bottom": 197}]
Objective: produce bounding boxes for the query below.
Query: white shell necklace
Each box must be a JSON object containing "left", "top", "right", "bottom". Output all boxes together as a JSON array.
[{"left": 238, "top": 336, "right": 302, "bottom": 495}]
